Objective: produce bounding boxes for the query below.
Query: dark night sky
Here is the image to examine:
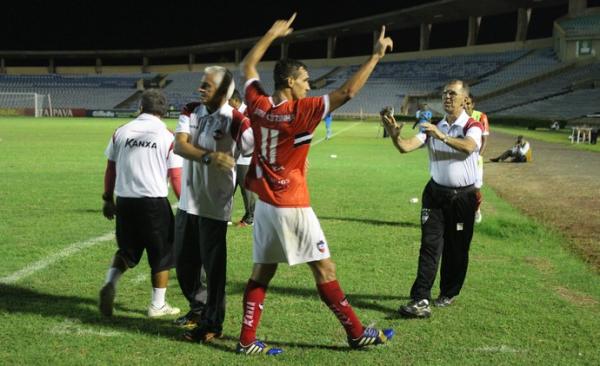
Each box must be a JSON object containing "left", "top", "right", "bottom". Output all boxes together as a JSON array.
[{"left": 1, "top": 0, "right": 579, "bottom": 53}]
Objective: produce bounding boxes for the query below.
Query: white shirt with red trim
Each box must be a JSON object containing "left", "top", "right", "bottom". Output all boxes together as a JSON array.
[
  {"left": 243, "top": 78, "right": 330, "bottom": 207},
  {"left": 415, "top": 110, "right": 482, "bottom": 188},
  {"left": 175, "top": 102, "right": 252, "bottom": 221},
  {"left": 104, "top": 113, "right": 179, "bottom": 198},
  {"left": 235, "top": 102, "right": 253, "bottom": 166}
]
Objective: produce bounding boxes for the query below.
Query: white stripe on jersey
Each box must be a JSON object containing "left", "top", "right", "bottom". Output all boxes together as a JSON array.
[{"left": 294, "top": 133, "right": 313, "bottom": 145}]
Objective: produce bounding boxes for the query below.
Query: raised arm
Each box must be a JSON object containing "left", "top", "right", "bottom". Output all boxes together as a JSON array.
[
  {"left": 242, "top": 13, "right": 296, "bottom": 81},
  {"left": 328, "top": 26, "right": 393, "bottom": 112}
]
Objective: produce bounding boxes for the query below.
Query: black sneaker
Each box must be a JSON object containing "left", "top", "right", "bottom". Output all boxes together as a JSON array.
[
  {"left": 434, "top": 296, "right": 455, "bottom": 307},
  {"left": 173, "top": 310, "right": 201, "bottom": 329},
  {"left": 398, "top": 299, "right": 431, "bottom": 318},
  {"left": 182, "top": 327, "right": 223, "bottom": 343}
]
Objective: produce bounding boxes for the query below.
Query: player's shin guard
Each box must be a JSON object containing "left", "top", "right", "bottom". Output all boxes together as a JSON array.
[
  {"left": 239, "top": 279, "right": 267, "bottom": 346},
  {"left": 317, "top": 280, "right": 364, "bottom": 339}
]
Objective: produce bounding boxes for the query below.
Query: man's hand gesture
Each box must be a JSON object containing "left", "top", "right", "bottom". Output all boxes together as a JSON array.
[
  {"left": 267, "top": 13, "right": 297, "bottom": 39},
  {"left": 373, "top": 25, "right": 394, "bottom": 59}
]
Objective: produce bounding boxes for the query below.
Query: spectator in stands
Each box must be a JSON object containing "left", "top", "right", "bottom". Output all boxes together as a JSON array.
[
  {"left": 464, "top": 94, "right": 489, "bottom": 224},
  {"left": 490, "top": 135, "right": 532, "bottom": 163},
  {"left": 99, "top": 89, "right": 182, "bottom": 318},
  {"left": 174, "top": 66, "right": 254, "bottom": 342},
  {"left": 413, "top": 103, "right": 432, "bottom": 130},
  {"left": 229, "top": 89, "right": 256, "bottom": 227}
]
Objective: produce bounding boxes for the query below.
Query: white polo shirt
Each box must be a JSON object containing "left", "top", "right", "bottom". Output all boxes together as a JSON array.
[
  {"left": 176, "top": 102, "right": 253, "bottom": 221},
  {"left": 105, "top": 113, "right": 179, "bottom": 198},
  {"left": 415, "top": 110, "right": 482, "bottom": 188}
]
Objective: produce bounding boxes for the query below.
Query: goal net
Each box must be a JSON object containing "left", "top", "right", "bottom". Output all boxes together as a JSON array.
[{"left": 0, "top": 92, "right": 53, "bottom": 117}]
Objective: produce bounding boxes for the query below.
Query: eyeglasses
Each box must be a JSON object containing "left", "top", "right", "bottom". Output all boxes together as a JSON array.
[{"left": 442, "top": 90, "right": 459, "bottom": 97}]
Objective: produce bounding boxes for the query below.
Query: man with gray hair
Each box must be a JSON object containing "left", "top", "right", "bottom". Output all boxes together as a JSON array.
[
  {"left": 174, "top": 66, "right": 253, "bottom": 342},
  {"left": 382, "top": 79, "right": 483, "bottom": 318},
  {"left": 99, "top": 89, "right": 183, "bottom": 318}
]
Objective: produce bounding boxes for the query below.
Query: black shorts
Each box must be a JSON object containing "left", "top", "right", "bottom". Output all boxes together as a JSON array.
[{"left": 115, "top": 197, "right": 174, "bottom": 273}]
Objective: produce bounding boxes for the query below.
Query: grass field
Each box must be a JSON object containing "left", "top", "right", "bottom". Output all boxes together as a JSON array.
[
  {"left": 491, "top": 125, "right": 600, "bottom": 153},
  {"left": 1, "top": 117, "right": 599, "bottom": 365}
]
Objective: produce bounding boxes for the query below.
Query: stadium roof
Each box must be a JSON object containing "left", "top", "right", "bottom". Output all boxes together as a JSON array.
[{"left": 0, "top": 0, "right": 568, "bottom": 59}]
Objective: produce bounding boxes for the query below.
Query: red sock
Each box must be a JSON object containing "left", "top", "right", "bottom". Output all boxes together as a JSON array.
[
  {"left": 317, "top": 280, "right": 364, "bottom": 339},
  {"left": 239, "top": 279, "right": 267, "bottom": 346}
]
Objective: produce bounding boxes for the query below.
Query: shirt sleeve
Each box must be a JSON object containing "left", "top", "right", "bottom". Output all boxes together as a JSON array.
[
  {"left": 230, "top": 110, "right": 254, "bottom": 157},
  {"left": 244, "top": 78, "right": 268, "bottom": 117},
  {"left": 415, "top": 131, "right": 427, "bottom": 143},
  {"left": 297, "top": 95, "right": 329, "bottom": 132},
  {"left": 466, "top": 125, "right": 483, "bottom": 150},
  {"left": 176, "top": 103, "right": 199, "bottom": 134},
  {"left": 104, "top": 130, "right": 117, "bottom": 160},
  {"left": 481, "top": 113, "right": 490, "bottom": 135}
]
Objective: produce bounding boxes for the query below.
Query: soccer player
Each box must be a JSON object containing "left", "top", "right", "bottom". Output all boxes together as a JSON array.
[
  {"left": 174, "top": 66, "right": 253, "bottom": 342},
  {"left": 229, "top": 89, "right": 256, "bottom": 227},
  {"left": 464, "top": 94, "right": 489, "bottom": 223},
  {"left": 99, "top": 89, "right": 182, "bottom": 318},
  {"left": 235, "top": 13, "right": 394, "bottom": 356}
]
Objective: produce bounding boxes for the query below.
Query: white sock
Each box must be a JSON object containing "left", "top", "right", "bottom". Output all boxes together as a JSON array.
[
  {"left": 104, "top": 267, "right": 122, "bottom": 286},
  {"left": 151, "top": 287, "right": 167, "bottom": 308}
]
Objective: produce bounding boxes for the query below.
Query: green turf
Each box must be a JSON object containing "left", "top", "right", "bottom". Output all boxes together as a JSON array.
[
  {"left": 491, "top": 125, "right": 600, "bottom": 153},
  {"left": 0, "top": 117, "right": 599, "bottom": 365}
]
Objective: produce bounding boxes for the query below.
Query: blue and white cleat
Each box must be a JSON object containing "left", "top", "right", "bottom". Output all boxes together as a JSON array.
[
  {"left": 348, "top": 327, "right": 394, "bottom": 349},
  {"left": 236, "top": 340, "right": 283, "bottom": 356}
]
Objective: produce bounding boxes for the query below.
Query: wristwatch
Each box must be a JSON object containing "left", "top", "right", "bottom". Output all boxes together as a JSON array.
[{"left": 201, "top": 152, "right": 212, "bottom": 165}]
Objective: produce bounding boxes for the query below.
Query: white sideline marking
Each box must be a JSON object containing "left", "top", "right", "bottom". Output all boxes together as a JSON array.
[
  {"left": 312, "top": 122, "right": 361, "bottom": 145},
  {"left": 50, "top": 319, "right": 122, "bottom": 337},
  {"left": 0, "top": 232, "right": 114, "bottom": 284},
  {"left": 473, "top": 345, "right": 522, "bottom": 353},
  {"left": 3, "top": 123, "right": 362, "bottom": 285}
]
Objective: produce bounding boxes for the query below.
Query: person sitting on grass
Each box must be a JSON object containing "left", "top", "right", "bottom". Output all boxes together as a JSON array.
[{"left": 490, "top": 135, "right": 531, "bottom": 163}]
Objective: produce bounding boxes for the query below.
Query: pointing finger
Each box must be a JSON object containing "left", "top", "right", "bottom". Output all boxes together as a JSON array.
[{"left": 287, "top": 12, "right": 297, "bottom": 25}]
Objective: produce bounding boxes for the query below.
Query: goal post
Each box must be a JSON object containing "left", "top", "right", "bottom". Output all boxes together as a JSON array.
[{"left": 0, "top": 92, "right": 52, "bottom": 117}]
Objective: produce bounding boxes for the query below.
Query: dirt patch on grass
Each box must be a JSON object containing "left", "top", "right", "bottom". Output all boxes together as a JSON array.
[
  {"left": 524, "top": 256, "right": 555, "bottom": 274},
  {"left": 554, "top": 286, "right": 599, "bottom": 307},
  {"left": 484, "top": 131, "right": 600, "bottom": 272}
]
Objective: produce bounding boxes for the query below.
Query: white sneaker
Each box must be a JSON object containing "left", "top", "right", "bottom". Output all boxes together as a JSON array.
[
  {"left": 147, "top": 303, "right": 181, "bottom": 318},
  {"left": 475, "top": 209, "right": 482, "bottom": 224}
]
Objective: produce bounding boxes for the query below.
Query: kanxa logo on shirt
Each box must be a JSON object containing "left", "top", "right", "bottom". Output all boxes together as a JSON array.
[{"left": 124, "top": 138, "right": 157, "bottom": 149}]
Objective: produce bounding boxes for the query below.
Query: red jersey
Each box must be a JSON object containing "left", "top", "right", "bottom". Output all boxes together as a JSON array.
[{"left": 244, "top": 78, "right": 329, "bottom": 207}]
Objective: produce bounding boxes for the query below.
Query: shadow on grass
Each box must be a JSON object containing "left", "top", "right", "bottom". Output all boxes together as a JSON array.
[
  {"left": 0, "top": 282, "right": 406, "bottom": 352},
  {"left": 320, "top": 216, "right": 419, "bottom": 228}
]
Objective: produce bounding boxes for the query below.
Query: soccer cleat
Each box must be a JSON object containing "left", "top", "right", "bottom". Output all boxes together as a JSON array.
[
  {"left": 434, "top": 296, "right": 455, "bottom": 308},
  {"left": 236, "top": 340, "right": 283, "bottom": 356},
  {"left": 182, "top": 327, "right": 223, "bottom": 343},
  {"left": 475, "top": 209, "right": 482, "bottom": 224},
  {"left": 173, "top": 310, "right": 201, "bottom": 329},
  {"left": 348, "top": 327, "right": 394, "bottom": 349},
  {"left": 99, "top": 283, "right": 116, "bottom": 317},
  {"left": 398, "top": 299, "right": 431, "bottom": 318},
  {"left": 147, "top": 302, "right": 180, "bottom": 318}
]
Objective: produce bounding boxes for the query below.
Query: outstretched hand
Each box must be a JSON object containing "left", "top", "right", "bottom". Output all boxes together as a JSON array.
[
  {"left": 381, "top": 114, "right": 402, "bottom": 138},
  {"left": 373, "top": 25, "right": 393, "bottom": 59},
  {"left": 267, "top": 13, "right": 297, "bottom": 39}
]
